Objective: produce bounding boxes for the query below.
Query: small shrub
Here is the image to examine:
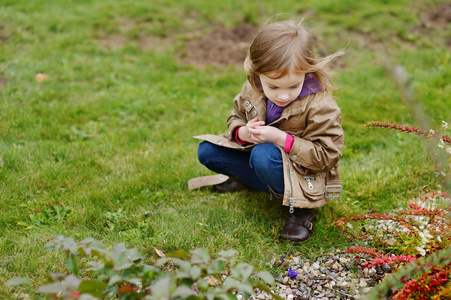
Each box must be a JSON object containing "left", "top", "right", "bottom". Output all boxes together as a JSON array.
[
  {"left": 5, "top": 236, "right": 282, "bottom": 300},
  {"left": 338, "top": 118, "right": 451, "bottom": 299}
]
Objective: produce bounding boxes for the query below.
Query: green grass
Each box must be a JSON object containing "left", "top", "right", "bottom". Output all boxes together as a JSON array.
[{"left": 1, "top": 0, "right": 450, "bottom": 297}]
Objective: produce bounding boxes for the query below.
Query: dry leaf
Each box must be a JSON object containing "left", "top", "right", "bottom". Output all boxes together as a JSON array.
[
  {"left": 35, "top": 73, "right": 48, "bottom": 82},
  {"left": 153, "top": 247, "right": 165, "bottom": 257},
  {"left": 207, "top": 278, "right": 217, "bottom": 286}
]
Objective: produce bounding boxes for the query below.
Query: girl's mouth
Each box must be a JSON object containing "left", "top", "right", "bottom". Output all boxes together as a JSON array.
[{"left": 274, "top": 100, "right": 291, "bottom": 106}]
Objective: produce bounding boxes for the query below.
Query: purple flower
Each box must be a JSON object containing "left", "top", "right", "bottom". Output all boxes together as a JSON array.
[{"left": 288, "top": 267, "right": 298, "bottom": 278}]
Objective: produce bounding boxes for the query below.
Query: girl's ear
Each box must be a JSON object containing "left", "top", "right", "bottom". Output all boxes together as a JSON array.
[
  {"left": 255, "top": 76, "right": 262, "bottom": 89},
  {"left": 247, "top": 74, "right": 261, "bottom": 91}
]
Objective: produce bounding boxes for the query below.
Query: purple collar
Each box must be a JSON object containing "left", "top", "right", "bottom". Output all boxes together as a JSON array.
[{"left": 266, "top": 73, "right": 322, "bottom": 124}]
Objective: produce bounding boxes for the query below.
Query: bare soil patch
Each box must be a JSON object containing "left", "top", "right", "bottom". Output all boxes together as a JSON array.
[
  {"left": 0, "top": 77, "right": 6, "bottom": 92},
  {"left": 423, "top": 2, "right": 451, "bottom": 29},
  {"left": 97, "top": 34, "right": 127, "bottom": 50},
  {"left": 181, "top": 23, "right": 347, "bottom": 69},
  {"left": 0, "top": 24, "right": 11, "bottom": 43},
  {"left": 182, "top": 23, "right": 258, "bottom": 66}
]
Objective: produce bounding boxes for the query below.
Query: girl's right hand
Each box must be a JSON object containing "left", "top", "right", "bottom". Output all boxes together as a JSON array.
[{"left": 238, "top": 118, "right": 265, "bottom": 144}]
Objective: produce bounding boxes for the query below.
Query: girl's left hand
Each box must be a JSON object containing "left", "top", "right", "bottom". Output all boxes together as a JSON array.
[{"left": 248, "top": 125, "right": 286, "bottom": 147}]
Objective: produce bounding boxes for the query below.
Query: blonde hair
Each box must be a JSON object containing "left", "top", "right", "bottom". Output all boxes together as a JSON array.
[{"left": 244, "top": 19, "right": 344, "bottom": 92}]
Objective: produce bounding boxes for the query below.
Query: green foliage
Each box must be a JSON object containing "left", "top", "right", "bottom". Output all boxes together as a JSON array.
[
  {"left": 6, "top": 236, "right": 282, "bottom": 300},
  {"left": 17, "top": 205, "right": 73, "bottom": 230}
]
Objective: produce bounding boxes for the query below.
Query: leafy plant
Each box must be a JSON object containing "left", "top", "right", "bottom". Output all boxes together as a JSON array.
[
  {"left": 17, "top": 206, "right": 73, "bottom": 230},
  {"left": 5, "top": 236, "right": 282, "bottom": 300}
]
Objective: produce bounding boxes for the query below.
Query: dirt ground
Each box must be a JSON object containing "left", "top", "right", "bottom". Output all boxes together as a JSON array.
[
  {"left": 182, "top": 23, "right": 258, "bottom": 66},
  {"left": 180, "top": 22, "right": 351, "bottom": 69}
]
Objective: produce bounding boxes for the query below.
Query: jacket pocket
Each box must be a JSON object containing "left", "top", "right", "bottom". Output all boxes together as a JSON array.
[{"left": 299, "top": 172, "right": 326, "bottom": 201}]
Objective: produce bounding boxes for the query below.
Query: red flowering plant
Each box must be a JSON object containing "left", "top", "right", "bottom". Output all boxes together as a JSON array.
[
  {"left": 335, "top": 192, "right": 450, "bottom": 297},
  {"left": 335, "top": 192, "right": 451, "bottom": 299},
  {"left": 335, "top": 118, "right": 451, "bottom": 299},
  {"left": 334, "top": 192, "right": 450, "bottom": 258}
]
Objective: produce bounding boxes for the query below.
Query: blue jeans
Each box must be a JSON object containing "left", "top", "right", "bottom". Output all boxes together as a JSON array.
[{"left": 197, "top": 141, "right": 285, "bottom": 194}]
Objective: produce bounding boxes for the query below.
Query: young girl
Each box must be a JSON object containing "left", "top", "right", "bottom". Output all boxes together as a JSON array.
[{"left": 189, "top": 19, "right": 344, "bottom": 244}]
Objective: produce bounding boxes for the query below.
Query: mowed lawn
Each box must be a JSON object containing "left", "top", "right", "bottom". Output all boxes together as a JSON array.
[{"left": 0, "top": 0, "right": 450, "bottom": 297}]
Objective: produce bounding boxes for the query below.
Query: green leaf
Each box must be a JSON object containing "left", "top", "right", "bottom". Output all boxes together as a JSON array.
[
  {"left": 108, "top": 275, "right": 122, "bottom": 286},
  {"left": 80, "top": 237, "right": 95, "bottom": 244},
  {"left": 16, "top": 221, "right": 33, "bottom": 229},
  {"left": 185, "top": 296, "right": 203, "bottom": 300},
  {"left": 4, "top": 277, "right": 33, "bottom": 286},
  {"left": 173, "top": 285, "right": 196, "bottom": 297},
  {"left": 156, "top": 257, "right": 173, "bottom": 267},
  {"left": 210, "top": 259, "right": 225, "bottom": 273},
  {"left": 65, "top": 254, "right": 78, "bottom": 275},
  {"left": 64, "top": 274, "right": 82, "bottom": 289},
  {"left": 170, "top": 258, "right": 192, "bottom": 272},
  {"left": 124, "top": 277, "right": 142, "bottom": 285},
  {"left": 113, "top": 262, "right": 133, "bottom": 271},
  {"left": 237, "top": 283, "right": 254, "bottom": 296},
  {"left": 78, "top": 280, "right": 106, "bottom": 293},
  {"left": 223, "top": 277, "right": 239, "bottom": 290},
  {"left": 232, "top": 263, "right": 253, "bottom": 281},
  {"left": 150, "top": 277, "right": 173, "bottom": 298},
  {"left": 226, "top": 294, "right": 238, "bottom": 300},
  {"left": 197, "top": 278, "right": 209, "bottom": 290},
  {"left": 37, "top": 282, "right": 63, "bottom": 294},
  {"left": 191, "top": 248, "right": 210, "bottom": 264},
  {"left": 179, "top": 278, "right": 194, "bottom": 287},
  {"left": 189, "top": 265, "right": 202, "bottom": 280},
  {"left": 218, "top": 249, "right": 237, "bottom": 258},
  {"left": 166, "top": 249, "right": 190, "bottom": 259},
  {"left": 255, "top": 271, "right": 275, "bottom": 286}
]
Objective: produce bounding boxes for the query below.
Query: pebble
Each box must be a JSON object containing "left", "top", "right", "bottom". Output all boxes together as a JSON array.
[{"left": 359, "top": 279, "right": 368, "bottom": 287}]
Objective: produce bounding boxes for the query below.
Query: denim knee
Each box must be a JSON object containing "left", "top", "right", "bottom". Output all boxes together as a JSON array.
[
  {"left": 197, "top": 141, "right": 214, "bottom": 166},
  {"left": 249, "top": 143, "right": 282, "bottom": 172}
]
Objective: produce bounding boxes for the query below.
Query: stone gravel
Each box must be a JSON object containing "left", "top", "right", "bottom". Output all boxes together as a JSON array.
[{"left": 247, "top": 248, "right": 393, "bottom": 300}]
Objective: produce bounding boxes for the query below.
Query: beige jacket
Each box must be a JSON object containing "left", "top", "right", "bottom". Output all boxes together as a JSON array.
[{"left": 194, "top": 81, "right": 344, "bottom": 209}]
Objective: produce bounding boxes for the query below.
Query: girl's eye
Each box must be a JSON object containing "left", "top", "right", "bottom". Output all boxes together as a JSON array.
[
  {"left": 268, "top": 86, "right": 278, "bottom": 90},
  {"left": 291, "top": 85, "right": 300, "bottom": 89}
]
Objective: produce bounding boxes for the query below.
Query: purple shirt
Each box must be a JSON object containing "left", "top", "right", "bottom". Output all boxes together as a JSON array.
[{"left": 266, "top": 73, "right": 322, "bottom": 124}]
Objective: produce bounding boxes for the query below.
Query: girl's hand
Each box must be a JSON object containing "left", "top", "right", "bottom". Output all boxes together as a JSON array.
[
  {"left": 238, "top": 118, "right": 265, "bottom": 144},
  {"left": 248, "top": 124, "right": 286, "bottom": 147}
]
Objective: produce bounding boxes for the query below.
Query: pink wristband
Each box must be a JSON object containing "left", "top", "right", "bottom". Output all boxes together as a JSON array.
[
  {"left": 234, "top": 127, "right": 248, "bottom": 145},
  {"left": 284, "top": 134, "right": 294, "bottom": 153}
]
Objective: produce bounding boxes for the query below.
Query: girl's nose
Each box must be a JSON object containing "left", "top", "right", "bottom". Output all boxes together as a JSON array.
[{"left": 278, "top": 93, "right": 289, "bottom": 100}]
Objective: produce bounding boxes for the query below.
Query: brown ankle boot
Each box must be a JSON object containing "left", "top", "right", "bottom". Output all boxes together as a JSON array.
[
  {"left": 213, "top": 177, "right": 247, "bottom": 193},
  {"left": 280, "top": 208, "right": 315, "bottom": 244}
]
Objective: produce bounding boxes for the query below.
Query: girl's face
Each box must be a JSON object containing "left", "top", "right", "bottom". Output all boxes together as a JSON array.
[{"left": 259, "top": 71, "right": 305, "bottom": 107}]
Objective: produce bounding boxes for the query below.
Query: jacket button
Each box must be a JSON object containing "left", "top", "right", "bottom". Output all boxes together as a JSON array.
[
  {"left": 291, "top": 155, "right": 297, "bottom": 161},
  {"left": 253, "top": 111, "right": 257, "bottom": 116}
]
